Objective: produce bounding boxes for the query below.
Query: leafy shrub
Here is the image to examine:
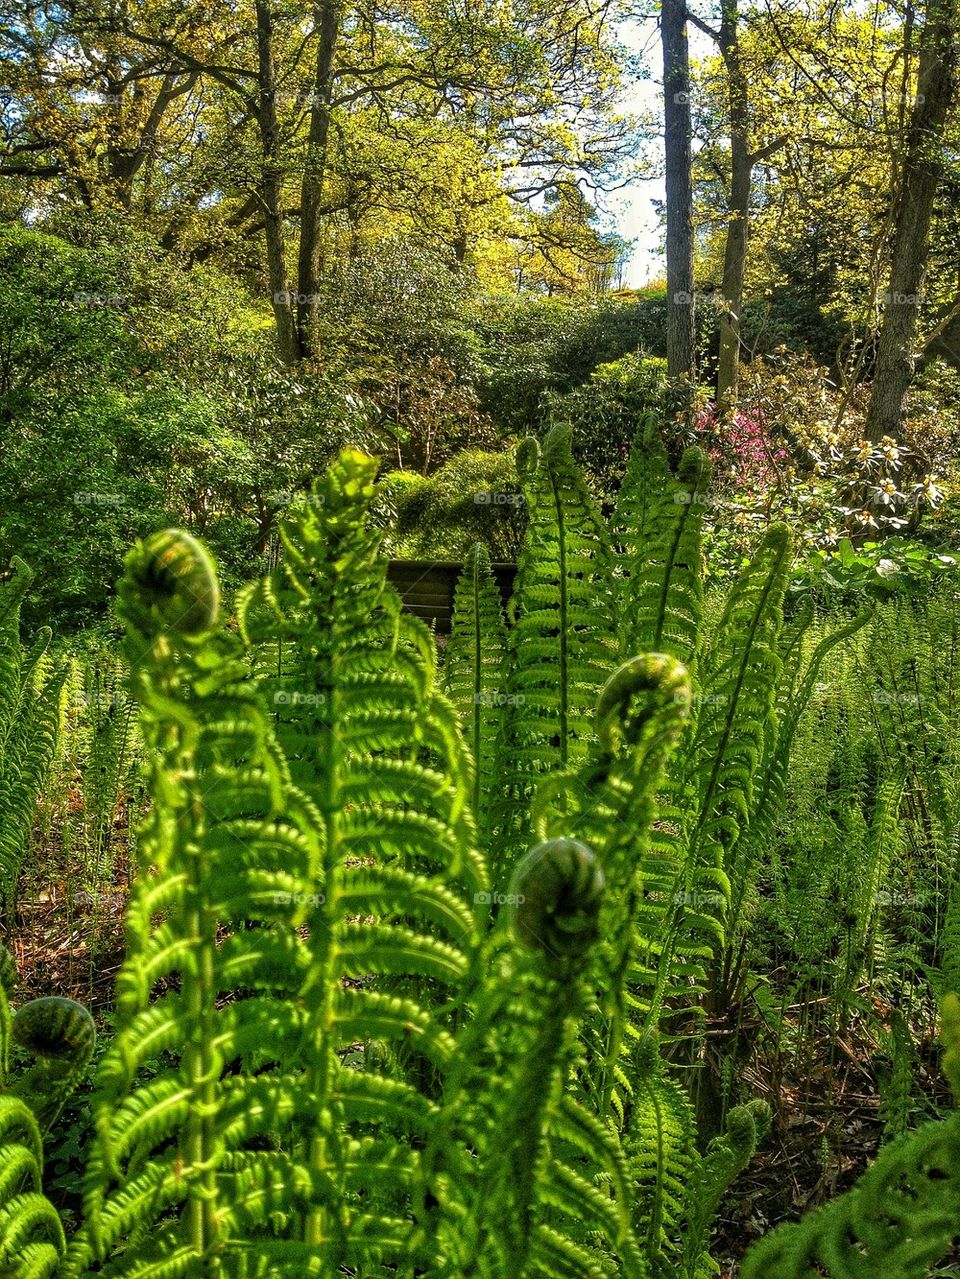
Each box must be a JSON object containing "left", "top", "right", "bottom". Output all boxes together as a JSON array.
[
  {"left": 376, "top": 447, "right": 526, "bottom": 560},
  {"left": 791, "top": 536, "right": 960, "bottom": 602},
  {"left": 547, "top": 352, "right": 669, "bottom": 502}
]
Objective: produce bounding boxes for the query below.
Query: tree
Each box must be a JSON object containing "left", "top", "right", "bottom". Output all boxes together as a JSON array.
[
  {"left": 865, "top": 0, "right": 960, "bottom": 441},
  {"left": 662, "top": 0, "right": 696, "bottom": 379},
  {"left": 1, "top": 0, "right": 637, "bottom": 361},
  {"left": 688, "top": 0, "right": 786, "bottom": 405}
]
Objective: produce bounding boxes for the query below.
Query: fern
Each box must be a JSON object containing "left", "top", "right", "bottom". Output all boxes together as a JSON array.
[
  {"left": 680, "top": 1099, "right": 771, "bottom": 1278},
  {"left": 0, "top": 559, "right": 66, "bottom": 932},
  {"left": 614, "top": 422, "right": 711, "bottom": 669},
  {"left": 79, "top": 652, "right": 137, "bottom": 894},
  {"left": 65, "top": 529, "right": 345, "bottom": 1277},
  {"left": 722, "top": 606, "right": 873, "bottom": 961},
  {"left": 443, "top": 542, "right": 509, "bottom": 839},
  {"left": 491, "top": 424, "right": 617, "bottom": 884},
  {"left": 4, "top": 434, "right": 927, "bottom": 1279},
  {"left": 0, "top": 946, "right": 91, "bottom": 1279}
]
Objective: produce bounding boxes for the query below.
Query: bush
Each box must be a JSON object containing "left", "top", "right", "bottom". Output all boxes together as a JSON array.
[
  {"left": 546, "top": 352, "right": 669, "bottom": 503},
  {"left": 376, "top": 448, "right": 525, "bottom": 561}
]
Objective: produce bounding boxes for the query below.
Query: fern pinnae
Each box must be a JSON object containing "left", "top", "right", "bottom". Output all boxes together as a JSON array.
[
  {"left": 611, "top": 411, "right": 671, "bottom": 565},
  {"left": 492, "top": 424, "right": 615, "bottom": 884},
  {"left": 0, "top": 949, "right": 74, "bottom": 1279},
  {"left": 443, "top": 542, "right": 508, "bottom": 836},
  {"left": 69, "top": 529, "right": 329, "bottom": 1278},
  {"left": 724, "top": 605, "right": 873, "bottom": 946},
  {"left": 684, "top": 524, "right": 792, "bottom": 886},
  {"left": 620, "top": 444, "right": 711, "bottom": 668},
  {"left": 236, "top": 453, "right": 489, "bottom": 1265},
  {"left": 0, "top": 561, "right": 66, "bottom": 931}
]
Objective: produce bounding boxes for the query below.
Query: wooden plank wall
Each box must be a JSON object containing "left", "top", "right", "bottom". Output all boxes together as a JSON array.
[{"left": 385, "top": 560, "right": 517, "bottom": 634}]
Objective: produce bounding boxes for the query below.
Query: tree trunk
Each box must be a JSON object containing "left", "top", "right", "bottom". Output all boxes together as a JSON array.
[
  {"left": 716, "top": 0, "right": 751, "bottom": 407},
  {"left": 865, "top": 0, "right": 959, "bottom": 442},
  {"left": 255, "top": 0, "right": 299, "bottom": 364},
  {"left": 296, "top": 0, "right": 340, "bottom": 361},
  {"left": 661, "top": 0, "right": 696, "bottom": 380}
]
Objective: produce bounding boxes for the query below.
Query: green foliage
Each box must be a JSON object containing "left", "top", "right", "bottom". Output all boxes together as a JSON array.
[
  {"left": 471, "top": 294, "right": 670, "bottom": 436},
  {"left": 792, "top": 536, "right": 960, "bottom": 603},
  {"left": 376, "top": 448, "right": 525, "bottom": 561},
  {"left": 549, "top": 352, "right": 670, "bottom": 501},
  {"left": 0, "top": 946, "right": 92, "bottom": 1277},
  {"left": 75, "top": 653, "right": 137, "bottom": 894},
  {"left": 443, "top": 543, "right": 509, "bottom": 836},
  {"left": 614, "top": 420, "right": 711, "bottom": 666},
  {"left": 0, "top": 226, "right": 367, "bottom": 630},
  {"left": 491, "top": 423, "right": 616, "bottom": 882},
  {"left": 10, "top": 425, "right": 960, "bottom": 1279},
  {"left": 0, "top": 558, "right": 65, "bottom": 929}
]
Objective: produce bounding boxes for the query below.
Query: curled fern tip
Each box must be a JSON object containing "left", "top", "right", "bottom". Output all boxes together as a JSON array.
[
  {"left": 119, "top": 528, "right": 220, "bottom": 639},
  {"left": 509, "top": 837, "right": 605, "bottom": 966}
]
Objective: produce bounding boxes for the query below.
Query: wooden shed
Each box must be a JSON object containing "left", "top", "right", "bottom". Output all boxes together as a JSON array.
[{"left": 386, "top": 560, "right": 517, "bottom": 634}]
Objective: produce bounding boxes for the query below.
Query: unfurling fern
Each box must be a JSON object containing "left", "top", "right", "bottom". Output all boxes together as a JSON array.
[
  {"left": 680, "top": 1098, "right": 771, "bottom": 1277},
  {"left": 0, "top": 946, "right": 91, "bottom": 1278},
  {"left": 9, "top": 428, "right": 928, "bottom": 1279},
  {"left": 0, "top": 558, "right": 66, "bottom": 932},
  {"left": 67, "top": 529, "right": 337, "bottom": 1278},
  {"left": 428, "top": 836, "right": 646, "bottom": 1279}
]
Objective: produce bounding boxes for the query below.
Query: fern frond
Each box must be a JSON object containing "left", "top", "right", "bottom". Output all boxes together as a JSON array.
[
  {"left": 443, "top": 542, "right": 509, "bottom": 838},
  {"left": 616, "top": 427, "right": 711, "bottom": 669},
  {"left": 491, "top": 424, "right": 616, "bottom": 884}
]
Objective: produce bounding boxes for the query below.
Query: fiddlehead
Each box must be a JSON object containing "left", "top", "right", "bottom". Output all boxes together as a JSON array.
[
  {"left": 509, "top": 837, "right": 605, "bottom": 967},
  {"left": 69, "top": 528, "right": 329, "bottom": 1278},
  {"left": 9, "top": 997, "right": 96, "bottom": 1134},
  {"left": 118, "top": 529, "right": 219, "bottom": 640},
  {"left": 680, "top": 1099, "right": 771, "bottom": 1277},
  {"left": 0, "top": 946, "right": 70, "bottom": 1279}
]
